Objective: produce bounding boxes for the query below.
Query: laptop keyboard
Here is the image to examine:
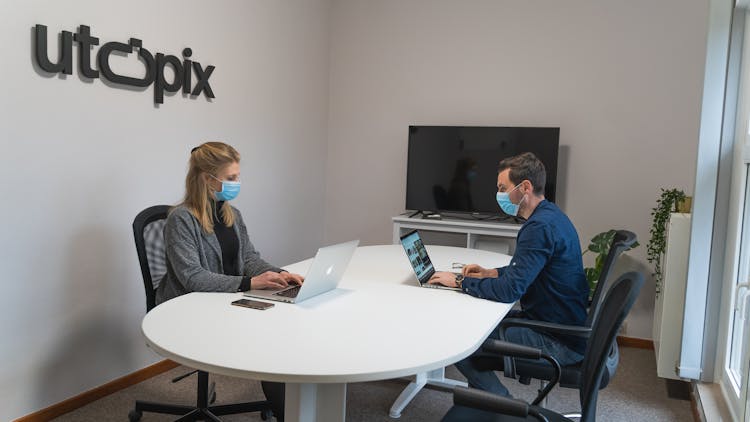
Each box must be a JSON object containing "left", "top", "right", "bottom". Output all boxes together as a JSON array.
[{"left": 274, "top": 285, "right": 301, "bottom": 298}]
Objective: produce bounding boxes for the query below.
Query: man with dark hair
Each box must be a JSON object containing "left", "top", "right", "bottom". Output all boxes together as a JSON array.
[
  {"left": 499, "top": 152, "right": 546, "bottom": 196},
  {"left": 429, "top": 152, "right": 589, "bottom": 397}
]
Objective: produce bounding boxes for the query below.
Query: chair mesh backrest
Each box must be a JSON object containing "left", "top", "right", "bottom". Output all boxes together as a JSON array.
[
  {"left": 585, "top": 230, "right": 637, "bottom": 327},
  {"left": 133, "top": 205, "right": 170, "bottom": 312},
  {"left": 579, "top": 271, "right": 643, "bottom": 422},
  {"left": 143, "top": 219, "right": 167, "bottom": 287}
]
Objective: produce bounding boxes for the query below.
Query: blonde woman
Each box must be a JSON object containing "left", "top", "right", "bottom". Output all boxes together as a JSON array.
[{"left": 156, "top": 141, "right": 301, "bottom": 418}]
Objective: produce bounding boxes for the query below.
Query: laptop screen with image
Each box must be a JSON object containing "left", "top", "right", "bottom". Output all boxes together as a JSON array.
[{"left": 400, "top": 230, "right": 434, "bottom": 283}]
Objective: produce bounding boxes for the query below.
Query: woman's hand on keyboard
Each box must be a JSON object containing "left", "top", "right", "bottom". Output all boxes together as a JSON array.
[
  {"left": 281, "top": 271, "right": 304, "bottom": 286},
  {"left": 251, "top": 271, "right": 289, "bottom": 290}
]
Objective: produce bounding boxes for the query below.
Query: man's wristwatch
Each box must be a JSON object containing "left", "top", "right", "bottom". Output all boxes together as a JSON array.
[{"left": 454, "top": 273, "right": 464, "bottom": 288}]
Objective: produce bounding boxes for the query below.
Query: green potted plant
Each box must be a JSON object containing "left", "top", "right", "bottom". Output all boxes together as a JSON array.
[
  {"left": 646, "top": 188, "right": 686, "bottom": 295},
  {"left": 583, "top": 230, "right": 639, "bottom": 297}
]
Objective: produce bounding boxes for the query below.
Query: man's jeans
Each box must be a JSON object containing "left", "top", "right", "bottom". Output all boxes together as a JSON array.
[{"left": 455, "top": 323, "right": 584, "bottom": 397}]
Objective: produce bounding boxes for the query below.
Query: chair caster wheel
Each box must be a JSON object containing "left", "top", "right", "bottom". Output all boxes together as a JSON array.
[{"left": 128, "top": 409, "right": 142, "bottom": 421}]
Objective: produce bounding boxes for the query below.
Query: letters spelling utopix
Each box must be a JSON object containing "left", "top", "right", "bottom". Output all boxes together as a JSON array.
[{"left": 34, "top": 24, "right": 215, "bottom": 104}]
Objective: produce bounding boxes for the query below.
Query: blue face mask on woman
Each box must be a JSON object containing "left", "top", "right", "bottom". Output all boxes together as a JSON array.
[
  {"left": 496, "top": 183, "right": 523, "bottom": 216},
  {"left": 211, "top": 175, "right": 241, "bottom": 201}
]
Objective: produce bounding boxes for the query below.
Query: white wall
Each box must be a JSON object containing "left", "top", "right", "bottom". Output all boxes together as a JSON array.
[
  {"left": 0, "top": 1, "right": 331, "bottom": 420},
  {"left": 325, "top": 0, "right": 709, "bottom": 339}
]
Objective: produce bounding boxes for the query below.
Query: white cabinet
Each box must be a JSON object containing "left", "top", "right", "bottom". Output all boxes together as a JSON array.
[
  {"left": 653, "top": 213, "right": 691, "bottom": 380},
  {"left": 392, "top": 216, "right": 521, "bottom": 254}
]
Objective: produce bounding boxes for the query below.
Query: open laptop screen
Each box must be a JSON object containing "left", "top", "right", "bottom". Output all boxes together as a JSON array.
[{"left": 400, "top": 230, "right": 435, "bottom": 283}]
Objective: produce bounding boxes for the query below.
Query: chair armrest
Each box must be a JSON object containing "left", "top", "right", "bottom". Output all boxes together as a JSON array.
[
  {"left": 481, "top": 339, "right": 542, "bottom": 360},
  {"left": 480, "top": 339, "right": 562, "bottom": 405},
  {"left": 454, "top": 386, "right": 529, "bottom": 416},
  {"left": 491, "top": 318, "right": 584, "bottom": 388},
  {"left": 497, "top": 318, "right": 592, "bottom": 339},
  {"left": 453, "top": 386, "right": 550, "bottom": 422}
]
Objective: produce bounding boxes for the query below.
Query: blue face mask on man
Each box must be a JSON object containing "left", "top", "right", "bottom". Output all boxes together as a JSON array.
[
  {"left": 211, "top": 175, "right": 241, "bottom": 201},
  {"left": 496, "top": 183, "right": 523, "bottom": 216}
]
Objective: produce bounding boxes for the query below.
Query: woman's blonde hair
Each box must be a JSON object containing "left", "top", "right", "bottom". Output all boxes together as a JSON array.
[{"left": 181, "top": 141, "right": 240, "bottom": 233}]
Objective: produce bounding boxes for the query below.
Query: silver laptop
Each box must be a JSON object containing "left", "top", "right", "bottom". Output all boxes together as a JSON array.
[
  {"left": 244, "top": 240, "right": 359, "bottom": 303},
  {"left": 399, "top": 230, "right": 462, "bottom": 291}
]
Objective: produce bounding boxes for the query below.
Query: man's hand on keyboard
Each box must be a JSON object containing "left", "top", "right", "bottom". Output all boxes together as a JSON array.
[{"left": 428, "top": 272, "right": 459, "bottom": 288}]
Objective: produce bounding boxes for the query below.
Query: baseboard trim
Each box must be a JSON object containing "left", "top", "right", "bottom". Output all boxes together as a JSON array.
[
  {"left": 14, "top": 359, "right": 179, "bottom": 422},
  {"left": 617, "top": 336, "right": 654, "bottom": 350}
]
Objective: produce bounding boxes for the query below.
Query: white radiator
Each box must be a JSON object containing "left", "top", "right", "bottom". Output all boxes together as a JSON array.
[{"left": 652, "top": 213, "right": 692, "bottom": 380}]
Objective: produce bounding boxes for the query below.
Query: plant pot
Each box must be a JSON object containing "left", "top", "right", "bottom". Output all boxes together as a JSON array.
[{"left": 676, "top": 196, "right": 692, "bottom": 213}]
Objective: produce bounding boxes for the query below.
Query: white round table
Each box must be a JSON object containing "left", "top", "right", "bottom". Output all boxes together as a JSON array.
[{"left": 142, "top": 245, "right": 512, "bottom": 422}]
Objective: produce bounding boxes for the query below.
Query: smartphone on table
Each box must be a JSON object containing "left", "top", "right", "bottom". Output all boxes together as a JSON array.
[{"left": 231, "top": 299, "right": 274, "bottom": 310}]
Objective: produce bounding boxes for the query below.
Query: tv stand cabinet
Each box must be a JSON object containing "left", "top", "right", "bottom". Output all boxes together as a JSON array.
[{"left": 392, "top": 215, "right": 522, "bottom": 253}]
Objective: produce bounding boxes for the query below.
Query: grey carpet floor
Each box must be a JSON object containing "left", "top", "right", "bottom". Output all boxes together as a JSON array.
[{"left": 52, "top": 347, "right": 693, "bottom": 421}]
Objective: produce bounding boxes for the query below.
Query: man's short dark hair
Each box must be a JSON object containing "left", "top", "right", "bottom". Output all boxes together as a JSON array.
[{"left": 497, "top": 152, "right": 546, "bottom": 196}]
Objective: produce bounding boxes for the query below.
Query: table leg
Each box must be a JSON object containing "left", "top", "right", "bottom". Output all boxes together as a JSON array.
[
  {"left": 424, "top": 366, "right": 468, "bottom": 389},
  {"left": 389, "top": 368, "right": 468, "bottom": 419},
  {"left": 389, "top": 372, "right": 426, "bottom": 418},
  {"left": 285, "top": 383, "right": 346, "bottom": 422}
]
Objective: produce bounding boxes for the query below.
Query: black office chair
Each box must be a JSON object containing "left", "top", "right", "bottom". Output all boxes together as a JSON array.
[
  {"left": 130, "top": 205, "right": 275, "bottom": 421},
  {"left": 475, "top": 230, "right": 638, "bottom": 395},
  {"left": 442, "top": 271, "right": 644, "bottom": 422}
]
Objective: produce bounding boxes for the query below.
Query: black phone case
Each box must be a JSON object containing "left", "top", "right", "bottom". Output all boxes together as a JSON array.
[{"left": 231, "top": 299, "right": 274, "bottom": 310}]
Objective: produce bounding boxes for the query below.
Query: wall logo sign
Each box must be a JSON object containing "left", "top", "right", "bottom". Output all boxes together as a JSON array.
[{"left": 34, "top": 24, "right": 215, "bottom": 104}]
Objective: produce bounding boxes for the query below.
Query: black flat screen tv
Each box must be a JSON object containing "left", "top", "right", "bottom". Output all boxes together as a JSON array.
[{"left": 406, "top": 126, "right": 559, "bottom": 216}]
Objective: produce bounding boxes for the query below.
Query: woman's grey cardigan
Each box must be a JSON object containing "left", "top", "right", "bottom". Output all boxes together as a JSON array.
[{"left": 155, "top": 205, "right": 283, "bottom": 305}]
